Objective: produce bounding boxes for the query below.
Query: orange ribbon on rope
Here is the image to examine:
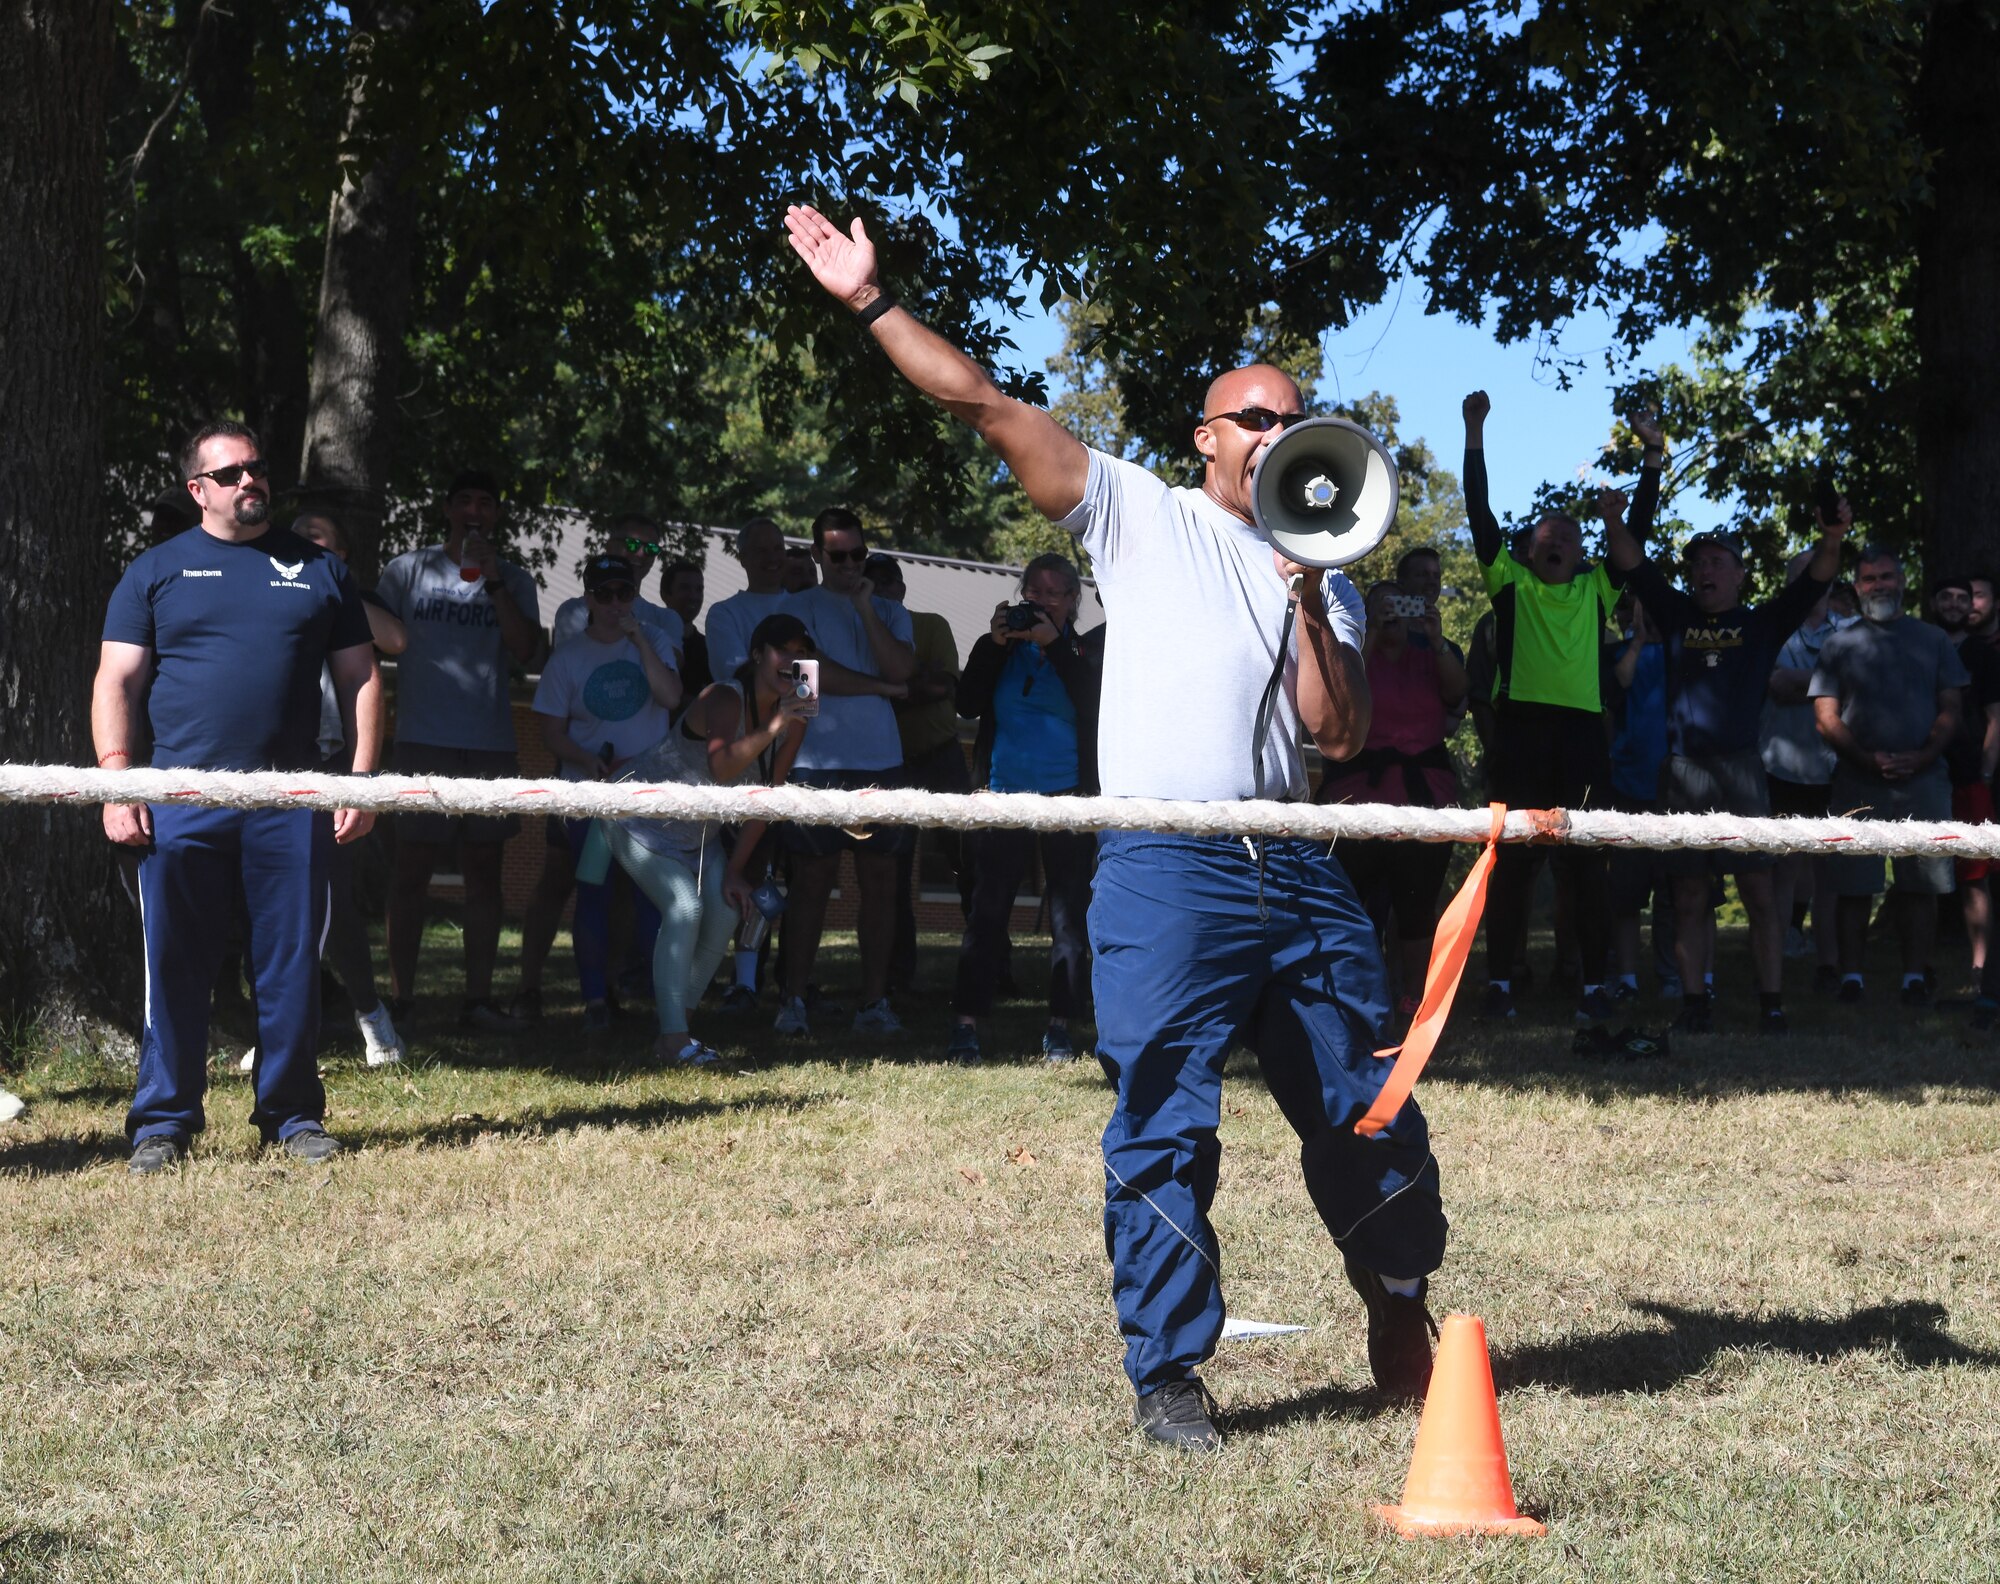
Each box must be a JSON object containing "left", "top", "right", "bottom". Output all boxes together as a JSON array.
[{"left": 1353, "top": 802, "right": 1512, "bottom": 1140}]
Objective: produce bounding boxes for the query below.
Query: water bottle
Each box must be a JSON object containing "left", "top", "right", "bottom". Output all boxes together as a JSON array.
[{"left": 738, "top": 874, "right": 787, "bottom": 950}]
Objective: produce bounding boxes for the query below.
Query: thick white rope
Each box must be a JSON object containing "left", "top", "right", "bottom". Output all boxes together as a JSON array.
[{"left": 1, "top": 762, "right": 1992, "bottom": 859}]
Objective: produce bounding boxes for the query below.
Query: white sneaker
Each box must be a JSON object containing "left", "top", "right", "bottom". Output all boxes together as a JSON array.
[
  {"left": 675, "top": 1039, "right": 723, "bottom": 1067},
  {"left": 852, "top": 998, "right": 904, "bottom": 1037},
  {"left": 356, "top": 1003, "right": 407, "bottom": 1067},
  {"left": 238, "top": 1047, "right": 256, "bottom": 1073},
  {"left": 773, "top": 996, "right": 810, "bottom": 1037},
  {"left": 0, "top": 1087, "right": 24, "bottom": 1123}
]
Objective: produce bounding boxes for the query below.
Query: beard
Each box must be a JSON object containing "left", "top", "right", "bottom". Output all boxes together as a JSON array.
[
  {"left": 233, "top": 492, "right": 270, "bottom": 527},
  {"left": 1937, "top": 609, "right": 1969, "bottom": 633},
  {"left": 1860, "top": 593, "right": 1902, "bottom": 624}
]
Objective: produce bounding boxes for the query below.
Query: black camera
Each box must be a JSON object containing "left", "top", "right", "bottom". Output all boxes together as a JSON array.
[{"left": 1003, "top": 602, "right": 1045, "bottom": 632}]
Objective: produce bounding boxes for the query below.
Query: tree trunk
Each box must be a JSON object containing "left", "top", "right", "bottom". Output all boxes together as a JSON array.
[
  {"left": 0, "top": 0, "right": 133, "bottom": 1039},
  {"left": 297, "top": 2, "right": 421, "bottom": 584},
  {"left": 1915, "top": 0, "right": 2000, "bottom": 575}
]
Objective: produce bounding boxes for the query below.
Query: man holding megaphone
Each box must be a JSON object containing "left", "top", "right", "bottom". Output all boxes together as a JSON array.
[{"left": 784, "top": 204, "right": 1450, "bottom": 1453}]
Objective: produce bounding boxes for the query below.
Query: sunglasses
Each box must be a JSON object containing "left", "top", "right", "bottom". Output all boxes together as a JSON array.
[
  {"left": 820, "top": 547, "right": 869, "bottom": 564},
  {"left": 622, "top": 537, "right": 661, "bottom": 555},
  {"left": 1203, "top": 408, "right": 1308, "bottom": 433},
  {"left": 590, "top": 586, "right": 638, "bottom": 603},
  {"left": 190, "top": 459, "right": 270, "bottom": 487}
]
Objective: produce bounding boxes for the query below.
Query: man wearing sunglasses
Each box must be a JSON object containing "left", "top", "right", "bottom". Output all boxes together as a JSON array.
[
  {"left": 548, "top": 514, "right": 683, "bottom": 661},
  {"left": 93, "top": 421, "right": 380, "bottom": 1174},
  {"left": 773, "top": 506, "right": 918, "bottom": 1038},
  {"left": 785, "top": 204, "right": 1446, "bottom": 1451},
  {"left": 374, "top": 468, "right": 542, "bottom": 1035}
]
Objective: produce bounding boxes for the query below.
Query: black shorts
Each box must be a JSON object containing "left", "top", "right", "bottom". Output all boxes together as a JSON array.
[
  {"left": 1766, "top": 775, "right": 1830, "bottom": 819},
  {"left": 777, "top": 767, "right": 916, "bottom": 859}
]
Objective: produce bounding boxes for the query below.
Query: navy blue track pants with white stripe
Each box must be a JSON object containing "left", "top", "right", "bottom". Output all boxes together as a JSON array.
[
  {"left": 131, "top": 804, "right": 332, "bottom": 1146},
  {"left": 1090, "top": 831, "right": 1449, "bottom": 1394}
]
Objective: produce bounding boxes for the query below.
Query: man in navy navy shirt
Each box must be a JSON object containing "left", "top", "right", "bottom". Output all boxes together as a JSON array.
[
  {"left": 1600, "top": 485, "right": 1847, "bottom": 1035},
  {"left": 92, "top": 421, "right": 380, "bottom": 1176}
]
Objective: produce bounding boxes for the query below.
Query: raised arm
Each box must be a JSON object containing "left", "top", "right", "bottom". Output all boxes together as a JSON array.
[
  {"left": 1461, "top": 391, "right": 1502, "bottom": 565},
  {"left": 1625, "top": 410, "right": 1666, "bottom": 553},
  {"left": 784, "top": 204, "right": 1089, "bottom": 521}
]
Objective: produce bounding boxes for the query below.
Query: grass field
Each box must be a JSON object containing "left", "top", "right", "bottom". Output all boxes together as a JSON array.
[{"left": 5, "top": 918, "right": 2000, "bottom": 1582}]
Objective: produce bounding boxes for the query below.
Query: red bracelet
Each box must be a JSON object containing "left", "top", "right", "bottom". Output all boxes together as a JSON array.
[{"left": 98, "top": 750, "right": 132, "bottom": 766}]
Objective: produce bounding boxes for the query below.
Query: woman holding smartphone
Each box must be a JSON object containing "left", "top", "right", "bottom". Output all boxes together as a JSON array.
[{"left": 602, "top": 613, "right": 815, "bottom": 1063}]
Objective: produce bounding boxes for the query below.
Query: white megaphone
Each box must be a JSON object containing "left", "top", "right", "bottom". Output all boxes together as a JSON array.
[{"left": 1248, "top": 417, "right": 1400, "bottom": 569}]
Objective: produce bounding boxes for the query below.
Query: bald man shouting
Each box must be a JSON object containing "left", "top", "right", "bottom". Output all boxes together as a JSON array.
[{"left": 785, "top": 205, "right": 1448, "bottom": 1451}]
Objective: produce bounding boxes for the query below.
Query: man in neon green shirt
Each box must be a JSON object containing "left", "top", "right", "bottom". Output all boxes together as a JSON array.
[{"left": 1464, "top": 391, "right": 1663, "bottom": 1022}]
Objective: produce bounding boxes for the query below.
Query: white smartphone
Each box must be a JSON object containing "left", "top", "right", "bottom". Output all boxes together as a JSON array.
[{"left": 791, "top": 658, "right": 820, "bottom": 717}]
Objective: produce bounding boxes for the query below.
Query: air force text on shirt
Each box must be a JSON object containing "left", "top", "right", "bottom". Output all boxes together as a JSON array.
[{"left": 409, "top": 590, "right": 507, "bottom": 627}]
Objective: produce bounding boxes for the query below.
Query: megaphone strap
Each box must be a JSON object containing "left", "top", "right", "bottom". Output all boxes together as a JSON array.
[{"left": 1250, "top": 595, "right": 1300, "bottom": 802}]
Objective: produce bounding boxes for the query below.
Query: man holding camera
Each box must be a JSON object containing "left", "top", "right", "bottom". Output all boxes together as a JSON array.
[
  {"left": 786, "top": 204, "right": 1446, "bottom": 1451},
  {"left": 950, "top": 552, "right": 1104, "bottom": 1064}
]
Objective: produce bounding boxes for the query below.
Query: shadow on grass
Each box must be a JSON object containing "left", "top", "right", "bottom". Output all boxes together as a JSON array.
[
  {"left": 1221, "top": 1380, "right": 1402, "bottom": 1435},
  {"left": 1495, "top": 1299, "right": 2000, "bottom": 1396},
  {"left": 1432, "top": 1004, "right": 2000, "bottom": 1103},
  {"left": 356, "top": 1087, "right": 827, "bottom": 1151},
  {"left": 0, "top": 1525, "right": 103, "bottom": 1574},
  {"left": 0, "top": 1134, "right": 130, "bottom": 1178}
]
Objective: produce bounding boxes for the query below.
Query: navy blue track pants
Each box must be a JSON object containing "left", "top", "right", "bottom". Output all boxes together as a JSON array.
[
  {"left": 131, "top": 804, "right": 332, "bottom": 1146},
  {"left": 1090, "top": 831, "right": 1449, "bottom": 1394}
]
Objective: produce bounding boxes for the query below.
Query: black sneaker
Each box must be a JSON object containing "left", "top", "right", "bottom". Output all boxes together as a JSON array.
[
  {"left": 1574, "top": 988, "right": 1618, "bottom": 1026},
  {"left": 1478, "top": 983, "right": 1517, "bottom": 1021},
  {"left": 1813, "top": 964, "right": 1841, "bottom": 998},
  {"left": 1901, "top": 979, "right": 1932, "bottom": 1008},
  {"left": 462, "top": 999, "right": 527, "bottom": 1034},
  {"left": 1342, "top": 1255, "right": 1438, "bottom": 1402},
  {"left": 1674, "top": 999, "right": 1714, "bottom": 1035},
  {"left": 720, "top": 984, "right": 758, "bottom": 1013},
  {"left": 1760, "top": 1007, "right": 1789, "bottom": 1037},
  {"left": 1133, "top": 1377, "right": 1222, "bottom": 1452},
  {"left": 128, "top": 1136, "right": 183, "bottom": 1177},
  {"left": 803, "top": 984, "right": 845, "bottom": 1017},
  {"left": 282, "top": 1126, "right": 344, "bottom": 1163},
  {"left": 1837, "top": 978, "right": 1864, "bottom": 1006}
]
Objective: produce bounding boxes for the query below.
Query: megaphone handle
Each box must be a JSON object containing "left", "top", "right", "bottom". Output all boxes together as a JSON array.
[{"left": 1287, "top": 570, "right": 1306, "bottom": 601}]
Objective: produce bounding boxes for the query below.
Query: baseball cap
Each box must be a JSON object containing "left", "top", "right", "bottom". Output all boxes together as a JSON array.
[
  {"left": 446, "top": 468, "right": 501, "bottom": 501},
  {"left": 863, "top": 552, "right": 902, "bottom": 580},
  {"left": 583, "top": 554, "right": 637, "bottom": 591},
  {"left": 1682, "top": 530, "right": 1745, "bottom": 564}
]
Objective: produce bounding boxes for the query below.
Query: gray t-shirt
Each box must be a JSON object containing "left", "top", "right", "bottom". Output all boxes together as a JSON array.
[
  {"left": 376, "top": 545, "right": 541, "bottom": 752},
  {"left": 1809, "top": 614, "right": 1968, "bottom": 778},
  {"left": 550, "top": 593, "right": 683, "bottom": 663},
  {"left": 1057, "top": 449, "right": 1363, "bottom": 801},
  {"left": 787, "top": 586, "right": 913, "bottom": 774},
  {"left": 707, "top": 589, "right": 793, "bottom": 682},
  {"left": 1759, "top": 617, "right": 1844, "bottom": 785}
]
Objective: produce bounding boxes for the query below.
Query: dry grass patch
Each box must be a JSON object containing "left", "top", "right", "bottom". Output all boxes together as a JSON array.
[{"left": 5, "top": 927, "right": 2000, "bottom": 1581}]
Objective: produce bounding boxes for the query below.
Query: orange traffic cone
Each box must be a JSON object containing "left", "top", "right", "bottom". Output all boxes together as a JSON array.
[{"left": 1372, "top": 1314, "right": 1546, "bottom": 1538}]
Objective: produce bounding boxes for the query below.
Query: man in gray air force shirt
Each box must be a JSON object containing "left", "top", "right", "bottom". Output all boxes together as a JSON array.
[{"left": 786, "top": 201, "right": 1450, "bottom": 1454}]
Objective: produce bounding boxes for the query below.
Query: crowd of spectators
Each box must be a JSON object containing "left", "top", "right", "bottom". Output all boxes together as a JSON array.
[{"left": 84, "top": 403, "right": 1996, "bottom": 1173}]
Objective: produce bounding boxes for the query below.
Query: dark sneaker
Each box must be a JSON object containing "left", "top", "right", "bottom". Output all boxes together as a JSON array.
[
  {"left": 463, "top": 999, "right": 527, "bottom": 1034},
  {"left": 1609, "top": 981, "right": 1638, "bottom": 1006},
  {"left": 1901, "top": 979, "right": 1932, "bottom": 1008},
  {"left": 720, "top": 984, "right": 758, "bottom": 1013},
  {"left": 1760, "top": 1008, "right": 1789, "bottom": 1037},
  {"left": 1133, "top": 1377, "right": 1222, "bottom": 1452},
  {"left": 1042, "top": 1023, "right": 1075, "bottom": 1063},
  {"left": 1674, "top": 999, "right": 1713, "bottom": 1035},
  {"left": 1478, "top": 984, "right": 1517, "bottom": 1021},
  {"left": 1813, "top": 964, "right": 1841, "bottom": 998},
  {"left": 1574, "top": 988, "right": 1617, "bottom": 1026},
  {"left": 1342, "top": 1256, "right": 1438, "bottom": 1402},
  {"left": 581, "top": 1000, "right": 613, "bottom": 1033},
  {"left": 1837, "top": 978, "right": 1864, "bottom": 1006},
  {"left": 803, "top": 984, "right": 845, "bottom": 1017},
  {"left": 282, "top": 1126, "right": 344, "bottom": 1164},
  {"left": 506, "top": 988, "right": 542, "bottom": 1026},
  {"left": 128, "top": 1136, "right": 183, "bottom": 1177},
  {"left": 946, "top": 1023, "right": 981, "bottom": 1066}
]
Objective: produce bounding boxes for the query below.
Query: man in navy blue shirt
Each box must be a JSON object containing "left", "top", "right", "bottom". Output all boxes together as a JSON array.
[
  {"left": 1600, "top": 488, "right": 1847, "bottom": 1034},
  {"left": 92, "top": 421, "right": 380, "bottom": 1175}
]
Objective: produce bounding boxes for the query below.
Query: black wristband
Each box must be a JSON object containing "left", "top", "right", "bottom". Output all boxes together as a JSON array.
[{"left": 855, "top": 292, "right": 898, "bottom": 327}]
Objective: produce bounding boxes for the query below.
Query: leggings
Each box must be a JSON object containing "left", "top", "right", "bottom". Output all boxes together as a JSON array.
[
  {"left": 1485, "top": 700, "right": 1611, "bottom": 984},
  {"left": 603, "top": 826, "right": 735, "bottom": 1036}
]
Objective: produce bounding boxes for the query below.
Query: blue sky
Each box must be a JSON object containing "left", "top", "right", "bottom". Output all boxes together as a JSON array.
[{"left": 1000, "top": 273, "right": 1731, "bottom": 537}]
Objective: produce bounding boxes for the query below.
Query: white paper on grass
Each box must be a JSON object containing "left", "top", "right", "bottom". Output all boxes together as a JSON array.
[{"left": 1220, "top": 1317, "right": 1308, "bottom": 1340}]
